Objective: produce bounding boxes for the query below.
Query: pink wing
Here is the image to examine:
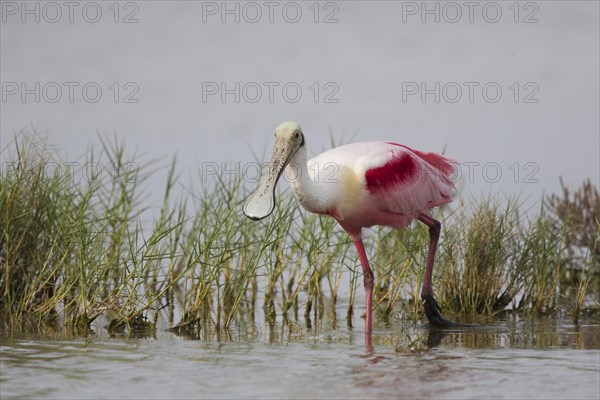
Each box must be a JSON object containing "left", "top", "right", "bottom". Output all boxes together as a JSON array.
[{"left": 357, "top": 142, "right": 457, "bottom": 216}]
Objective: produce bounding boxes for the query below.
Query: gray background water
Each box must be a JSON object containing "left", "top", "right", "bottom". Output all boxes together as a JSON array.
[{"left": 1, "top": 1, "right": 598, "bottom": 211}]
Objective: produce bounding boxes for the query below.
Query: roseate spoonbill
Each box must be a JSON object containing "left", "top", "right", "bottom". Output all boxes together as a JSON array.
[{"left": 243, "top": 121, "right": 457, "bottom": 335}]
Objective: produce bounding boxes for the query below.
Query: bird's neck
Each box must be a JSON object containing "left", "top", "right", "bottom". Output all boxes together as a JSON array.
[
  {"left": 285, "top": 145, "right": 324, "bottom": 213},
  {"left": 286, "top": 144, "right": 312, "bottom": 189}
]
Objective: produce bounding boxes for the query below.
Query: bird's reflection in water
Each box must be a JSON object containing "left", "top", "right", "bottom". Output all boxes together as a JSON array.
[{"left": 425, "top": 328, "right": 448, "bottom": 348}]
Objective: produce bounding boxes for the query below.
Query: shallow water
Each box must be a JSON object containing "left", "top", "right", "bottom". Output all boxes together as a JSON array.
[{"left": 1, "top": 315, "right": 599, "bottom": 399}]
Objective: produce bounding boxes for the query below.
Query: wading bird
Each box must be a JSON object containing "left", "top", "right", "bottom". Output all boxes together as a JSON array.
[{"left": 243, "top": 121, "right": 458, "bottom": 341}]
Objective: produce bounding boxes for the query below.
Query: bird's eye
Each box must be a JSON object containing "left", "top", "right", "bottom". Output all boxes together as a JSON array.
[{"left": 294, "top": 131, "right": 300, "bottom": 139}]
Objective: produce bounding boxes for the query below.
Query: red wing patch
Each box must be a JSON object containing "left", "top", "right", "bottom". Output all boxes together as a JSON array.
[
  {"left": 385, "top": 142, "right": 455, "bottom": 177},
  {"left": 365, "top": 153, "right": 417, "bottom": 193}
]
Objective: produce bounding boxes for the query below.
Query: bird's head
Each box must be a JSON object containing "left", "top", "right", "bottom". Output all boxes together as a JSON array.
[
  {"left": 243, "top": 121, "right": 305, "bottom": 220},
  {"left": 274, "top": 121, "right": 304, "bottom": 146}
]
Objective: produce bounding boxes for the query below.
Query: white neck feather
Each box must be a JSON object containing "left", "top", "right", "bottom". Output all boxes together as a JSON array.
[{"left": 285, "top": 145, "right": 325, "bottom": 214}]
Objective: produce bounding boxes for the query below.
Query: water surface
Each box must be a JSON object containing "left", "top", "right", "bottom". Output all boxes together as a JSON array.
[{"left": 2, "top": 316, "right": 598, "bottom": 399}]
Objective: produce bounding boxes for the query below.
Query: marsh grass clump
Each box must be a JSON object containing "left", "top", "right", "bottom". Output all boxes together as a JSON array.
[
  {"left": 440, "top": 198, "right": 526, "bottom": 315},
  {"left": 0, "top": 133, "right": 182, "bottom": 332},
  {"left": 1, "top": 132, "right": 598, "bottom": 338},
  {"left": 438, "top": 191, "right": 598, "bottom": 318},
  {"left": 546, "top": 178, "right": 599, "bottom": 263},
  {"left": 440, "top": 199, "right": 545, "bottom": 315},
  {"left": 0, "top": 135, "right": 77, "bottom": 322},
  {"left": 546, "top": 178, "right": 600, "bottom": 318}
]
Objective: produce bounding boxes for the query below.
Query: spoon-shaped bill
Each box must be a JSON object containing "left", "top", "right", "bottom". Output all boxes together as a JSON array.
[
  {"left": 243, "top": 137, "right": 294, "bottom": 220},
  {"left": 242, "top": 172, "right": 279, "bottom": 220}
]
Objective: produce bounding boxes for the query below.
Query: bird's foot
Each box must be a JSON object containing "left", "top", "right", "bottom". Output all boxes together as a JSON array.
[{"left": 422, "top": 294, "right": 457, "bottom": 328}]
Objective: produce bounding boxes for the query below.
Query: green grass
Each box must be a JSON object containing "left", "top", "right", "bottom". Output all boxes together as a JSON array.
[{"left": 1, "top": 133, "right": 598, "bottom": 336}]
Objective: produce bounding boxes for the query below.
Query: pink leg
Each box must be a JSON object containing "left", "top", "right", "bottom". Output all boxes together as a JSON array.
[
  {"left": 418, "top": 214, "right": 455, "bottom": 327},
  {"left": 353, "top": 235, "right": 374, "bottom": 335}
]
